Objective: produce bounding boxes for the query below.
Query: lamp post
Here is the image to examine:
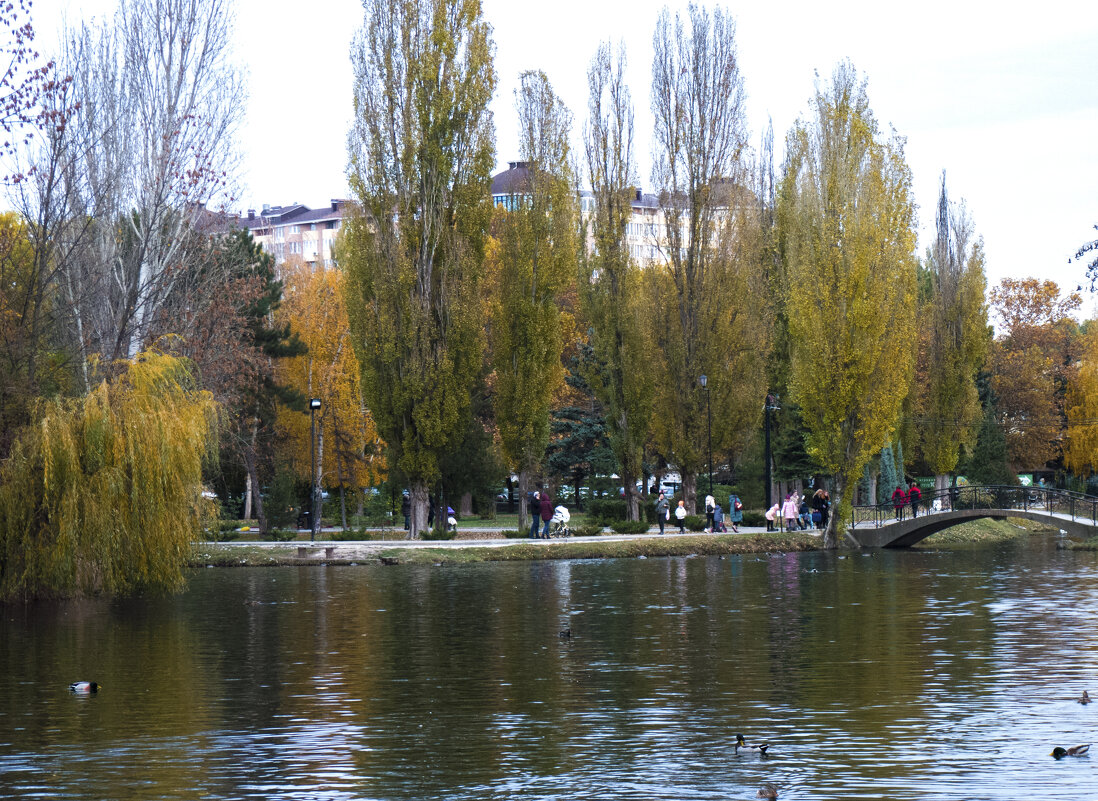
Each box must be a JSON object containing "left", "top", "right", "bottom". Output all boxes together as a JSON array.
[
  {"left": 309, "top": 397, "right": 322, "bottom": 541},
  {"left": 699, "top": 375, "right": 713, "bottom": 500},
  {"left": 764, "top": 393, "right": 780, "bottom": 510}
]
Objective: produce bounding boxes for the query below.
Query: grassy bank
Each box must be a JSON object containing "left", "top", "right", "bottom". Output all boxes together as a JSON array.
[{"left": 188, "top": 517, "right": 1069, "bottom": 568}]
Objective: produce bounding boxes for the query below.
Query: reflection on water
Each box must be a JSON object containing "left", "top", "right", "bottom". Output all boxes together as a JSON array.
[{"left": 2, "top": 541, "right": 1098, "bottom": 800}]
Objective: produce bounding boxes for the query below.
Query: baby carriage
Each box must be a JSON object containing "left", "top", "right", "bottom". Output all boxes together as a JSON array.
[{"left": 549, "top": 505, "right": 572, "bottom": 538}]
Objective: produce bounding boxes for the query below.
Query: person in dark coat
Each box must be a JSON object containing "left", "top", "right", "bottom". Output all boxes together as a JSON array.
[
  {"left": 528, "top": 489, "right": 541, "bottom": 539},
  {"left": 891, "top": 486, "right": 907, "bottom": 521},
  {"left": 538, "top": 489, "right": 554, "bottom": 539},
  {"left": 909, "top": 482, "right": 922, "bottom": 518},
  {"left": 655, "top": 491, "right": 670, "bottom": 535},
  {"left": 401, "top": 491, "right": 410, "bottom": 531}
]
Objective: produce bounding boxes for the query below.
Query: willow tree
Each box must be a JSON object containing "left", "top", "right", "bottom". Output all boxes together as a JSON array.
[
  {"left": 343, "top": 0, "right": 495, "bottom": 538},
  {"left": 778, "top": 62, "right": 918, "bottom": 548},
  {"left": 579, "top": 43, "right": 652, "bottom": 521},
  {"left": 0, "top": 353, "right": 217, "bottom": 600},
  {"left": 918, "top": 173, "right": 989, "bottom": 491},
  {"left": 648, "top": 4, "right": 769, "bottom": 512},
  {"left": 490, "top": 71, "right": 577, "bottom": 532}
]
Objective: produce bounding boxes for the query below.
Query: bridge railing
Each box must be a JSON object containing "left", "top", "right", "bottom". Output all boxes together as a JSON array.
[{"left": 850, "top": 485, "right": 1098, "bottom": 529}]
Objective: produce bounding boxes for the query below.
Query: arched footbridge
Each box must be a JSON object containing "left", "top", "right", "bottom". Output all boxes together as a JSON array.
[{"left": 847, "top": 485, "right": 1098, "bottom": 548}]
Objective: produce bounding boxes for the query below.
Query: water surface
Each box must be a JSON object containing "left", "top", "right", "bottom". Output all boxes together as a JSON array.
[{"left": 2, "top": 539, "right": 1097, "bottom": 799}]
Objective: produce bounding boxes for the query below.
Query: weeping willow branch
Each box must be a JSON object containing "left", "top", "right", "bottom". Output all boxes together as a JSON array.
[{"left": 0, "top": 351, "right": 218, "bottom": 600}]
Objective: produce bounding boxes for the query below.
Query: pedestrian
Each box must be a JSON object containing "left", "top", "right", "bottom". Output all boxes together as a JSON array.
[
  {"left": 728, "top": 494, "right": 743, "bottom": 533},
  {"left": 798, "top": 494, "right": 812, "bottom": 531},
  {"left": 401, "top": 490, "right": 410, "bottom": 531},
  {"left": 655, "top": 491, "right": 670, "bottom": 535},
  {"left": 528, "top": 489, "right": 541, "bottom": 539},
  {"left": 712, "top": 501, "right": 725, "bottom": 533},
  {"left": 704, "top": 493, "right": 716, "bottom": 533},
  {"left": 909, "top": 482, "right": 922, "bottom": 518},
  {"left": 675, "top": 499, "right": 687, "bottom": 534},
  {"left": 891, "top": 485, "right": 907, "bottom": 521},
  {"left": 446, "top": 505, "right": 457, "bottom": 532},
  {"left": 765, "top": 502, "right": 779, "bottom": 532},
  {"left": 821, "top": 491, "right": 831, "bottom": 530},
  {"left": 782, "top": 491, "right": 798, "bottom": 532},
  {"left": 811, "top": 489, "right": 825, "bottom": 529},
  {"left": 539, "top": 488, "right": 554, "bottom": 538}
]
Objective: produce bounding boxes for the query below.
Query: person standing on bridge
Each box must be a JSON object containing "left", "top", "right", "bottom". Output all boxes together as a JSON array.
[
  {"left": 891, "top": 485, "right": 908, "bottom": 521},
  {"left": 909, "top": 482, "right": 922, "bottom": 518}
]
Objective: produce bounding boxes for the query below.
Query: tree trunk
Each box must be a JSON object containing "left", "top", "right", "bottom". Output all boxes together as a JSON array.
[
  {"left": 243, "top": 446, "right": 267, "bottom": 535},
  {"left": 460, "top": 492, "right": 473, "bottom": 517},
  {"left": 683, "top": 471, "right": 697, "bottom": 514},
  {"left": 409, "top": 480, "right": 429, "bottom": 539},
  {"left": 243, "top": 471, "right": 253, "bottom": 521},
  {"left": 623, "top": 466, "right": 640, "bottom": 521},
  {"left": 517, "top": 469, "right": 530, "bottom": 533}
]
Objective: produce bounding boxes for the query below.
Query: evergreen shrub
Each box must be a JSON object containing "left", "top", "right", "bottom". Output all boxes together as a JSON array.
[{"left": 610, "top": 520, "right": 651, "bottom": 534}]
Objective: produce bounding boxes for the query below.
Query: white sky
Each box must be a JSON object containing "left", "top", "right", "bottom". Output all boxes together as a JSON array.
[{"left": 38, "top": 0, "right": 1098, "bottom": 309}]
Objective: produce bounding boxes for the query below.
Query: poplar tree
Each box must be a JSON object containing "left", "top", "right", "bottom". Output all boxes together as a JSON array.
[
  {"left": 580, "top": 42, "right": 652, "bottom": 521},
  {"left": 778, "top": 62, "right": 918, "bottom": 547},
  {"left": 489, "top": 70, "right": 577, "bottom": 532},
  {"left": 343, "top": 0, "right": 495, "bottom": 538},
  {"left": 918, "top": 173, "right": 989, "bottom": 491},
  {"left": 648, "top": 4, "right": 769, "bottom": 512}
]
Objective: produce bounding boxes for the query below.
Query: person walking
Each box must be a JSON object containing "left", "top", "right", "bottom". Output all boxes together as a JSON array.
[
  {"left": 798, "top": 494, "right": 812, "bottom": 531},
  {"left": 909, "top": 482, "right": 922, "bottom": 518},
  {"left": 891, "top": 485, "right": 907, "bottom": 521},
  {"left": 811, "top": 489, "right": 825, "bottom": 530},
  {"left": 728, "top": 494, "right": 743, "bottom": 533},
  {"left": 674, "top": 499, "right": 687, "bottom": 534},
  {"left": 655, "top": 491, "right": 670, "bottom": 535},
  {"left": 820, "top": 490, "right": 832, "bottom": 530},
  {"left": 782, "top": 492, "right": 798, "bottom": 532},
  {"left": 401, "top": 491, "right": 410, "bottom": 531},
  {"left": 538, "top": 488, "right": 554, "bottom": 539},
  {"left": 712, "top": 501, "right": 725, "bottom": 533},
  {"left": 704, "top": 494, "right": 716, "bottom": 533}
]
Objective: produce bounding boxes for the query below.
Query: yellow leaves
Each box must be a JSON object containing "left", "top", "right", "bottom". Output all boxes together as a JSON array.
[
  {"left": 1065, "top": 326, "right": 1098, "bottom": 475},
  {"left": 0, "top": 352, "right": 217, "bottom": 599},
  {"left": 275, "top": 261, "right": 385, "bottom": 490}
]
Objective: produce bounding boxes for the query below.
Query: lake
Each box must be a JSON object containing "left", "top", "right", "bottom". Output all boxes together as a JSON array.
[{"left": 2, "top": 537, "right": 1097, "bottom": 800}]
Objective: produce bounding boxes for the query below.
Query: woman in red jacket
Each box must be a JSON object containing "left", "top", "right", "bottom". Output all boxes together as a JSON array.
[{"left": 891, "top": 486, "right": 908, "bottom": 521}]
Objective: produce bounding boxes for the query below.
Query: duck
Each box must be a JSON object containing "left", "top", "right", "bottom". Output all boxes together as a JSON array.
[
  {"left": 735, "top": 733, "right": 770, "bottom": 754},
  {"left": 757, "top": 783, "right": 778, "bottom": 799},
  {"left": 1078, "top": 690, "right": 1091, "bottom": 705},
  {"left": 69, "top": 681, "right": 100, "bottom": 693},
  {"left": 1051, "top": 745, "right": 1090, "bottom": 759},
  {"left": 558, "top": 627, "right": 572, "bottom": 639}
]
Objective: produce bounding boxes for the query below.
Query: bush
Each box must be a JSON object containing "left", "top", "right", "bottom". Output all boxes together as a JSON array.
[
  {"left": 268, "top": 528, "right": 296, "bottom": 542},
  {"left": 573, "top": 524, "right": 604, "bottom": 537},
  {"left": 611, "top": 520, "right": 651, "bottom": 534},
  {"left": 740, "top": 510, "right": 765, "bottom": 528},
  {"left": 421, "top": 526, "right": 455, "bottom": 541},
  {"left": 587, "top": 497, "right": 627, "bottom": 521},
  {"left": 684, "top": 514, "right": 706, "bottom": 532}
]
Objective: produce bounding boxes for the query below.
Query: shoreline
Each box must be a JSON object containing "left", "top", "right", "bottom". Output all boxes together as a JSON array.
[{"left": 189, "top": 517, "right": 1069, "bottom": 567}]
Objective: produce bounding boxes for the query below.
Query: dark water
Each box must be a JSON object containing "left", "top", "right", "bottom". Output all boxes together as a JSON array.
[{"left": 3, "top": 540, "right": 1098, "bottom": 800}]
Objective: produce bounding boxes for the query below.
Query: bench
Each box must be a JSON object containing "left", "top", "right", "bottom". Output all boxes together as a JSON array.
[{"left": 297, "top": 546, "right": 336, "bottom": 559}]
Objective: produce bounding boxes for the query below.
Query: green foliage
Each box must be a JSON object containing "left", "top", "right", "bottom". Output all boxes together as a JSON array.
[
  {"left": 878, "top": 445, "right": 897, "bottom": 503},
  {"left": 344, "top": 0, "right": 496, "bottom": 536},
  {"left": 684, "top": 514, "right": 707, "bottom": 532},
  {"left": 610, "top": 520, "right": 651, "bottom": 534},
  {"left": 778, "top": 61, "right": 918, "bottom": 545},
  {"left": 962, "top": 406, "right": 1014, "bottom": 485},
  {"left": 573, "top": 524, "right": 605, "bottom": 537},
  {"left": 740, "top": 510, "right": 766, "bottom": 527},
  {"left": 265, "top": 468, "right": 303, "bottom": 531},
  {"left": 587, "top": 498, "right": 627, "bottom": 522},
  {"left": 0, "top": 353, "right": 218, "bottom": 599}
]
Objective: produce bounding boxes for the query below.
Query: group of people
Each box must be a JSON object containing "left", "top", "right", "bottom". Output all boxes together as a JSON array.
[
  {"left": 890, "top": 483, "right": 922, "bottom": 521},
  {"left": 400, "top": 492, "right": 458, "bottom": 532},
  {"left": 527, "top": 485, "right": 556, "bottom": 538},
  {"left": 765, "top": 489, "right": 831, "bottom": 532},
  {"left": 653, "top": 491, "right": 745, "bottom": 535}
]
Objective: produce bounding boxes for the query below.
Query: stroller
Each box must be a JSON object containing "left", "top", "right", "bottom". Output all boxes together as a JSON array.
[{"left": 549, "top": 505, "right": 572, "bottom": 538}]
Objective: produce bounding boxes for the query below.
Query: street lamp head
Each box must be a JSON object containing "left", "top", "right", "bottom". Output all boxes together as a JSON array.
[
  {"left": 699, "top": 374, "right": 707, "bottom": 389},
  {"left": 310, "top": 398, "right": 322, "bottom": 410}
]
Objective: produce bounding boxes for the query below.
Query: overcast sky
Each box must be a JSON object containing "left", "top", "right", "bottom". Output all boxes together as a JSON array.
[{"left": 39, "top": 0, "right": 1098, "bottom": 311}]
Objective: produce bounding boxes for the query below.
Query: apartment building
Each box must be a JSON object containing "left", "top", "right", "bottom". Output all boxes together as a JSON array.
[
  {"left": 491, "top": 162, "right": 667, "bottom": 266},
  {"left": 240, "top": 200, "right": 348, "bottom": 269}
]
